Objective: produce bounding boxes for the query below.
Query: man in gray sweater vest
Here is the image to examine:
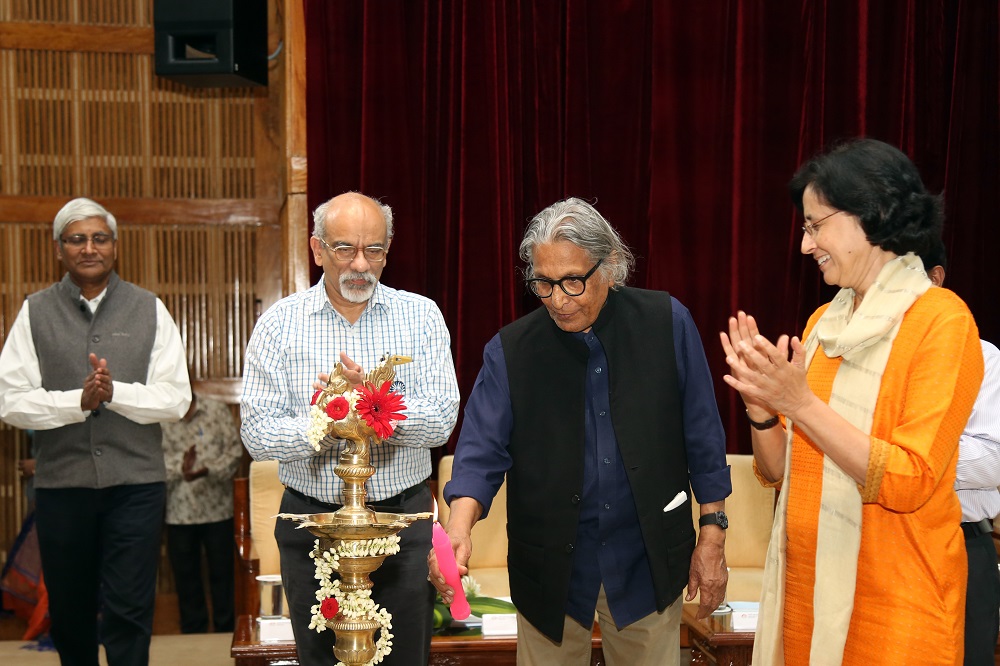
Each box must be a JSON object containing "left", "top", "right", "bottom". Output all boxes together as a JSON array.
[{"left": 0, "top": 198, "right": 191, "bottom": 666}]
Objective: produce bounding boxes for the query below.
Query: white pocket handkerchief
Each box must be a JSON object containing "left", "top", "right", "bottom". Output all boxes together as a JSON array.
[{"left": 663, "top": 490, "right": 687, "bottom": 512}]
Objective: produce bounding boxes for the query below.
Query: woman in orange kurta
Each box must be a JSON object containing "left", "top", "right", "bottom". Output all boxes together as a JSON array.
[{"left": 720, "top": 138, "right": 983, "bottom": 665}]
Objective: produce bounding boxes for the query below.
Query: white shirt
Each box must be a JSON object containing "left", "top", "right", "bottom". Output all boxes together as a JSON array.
[
  {"left": 0, "top": 297, "right": 191, "bottom": 429},
  {"left": 955, "top": 339, "right": 1000, "bottom": 522}
]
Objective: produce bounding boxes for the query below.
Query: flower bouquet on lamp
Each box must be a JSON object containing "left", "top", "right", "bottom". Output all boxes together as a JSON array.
[
  {"left": 278, "top": 353, "right": 432, "bottom": 666},
  {"left": 306, "top": 356, "right": 409, "bottom": 452}
]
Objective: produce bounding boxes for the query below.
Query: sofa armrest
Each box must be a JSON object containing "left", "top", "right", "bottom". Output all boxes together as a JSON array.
[{"left": 234, "top": 475, "right": 261, "bottom": 618}]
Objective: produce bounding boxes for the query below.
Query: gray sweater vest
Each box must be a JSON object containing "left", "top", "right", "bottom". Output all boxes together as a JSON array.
[{"left": 29, "top": 272, "right": 164, "bottom": 489}]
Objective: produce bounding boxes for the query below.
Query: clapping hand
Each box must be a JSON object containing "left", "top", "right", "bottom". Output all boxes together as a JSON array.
[
  {"left": 720, "top": 311, "right": 810, "bottom": 418},
  {"left": 81, "top": 352, "right": 113, "bottom": 411},
  {"left": 181, "top": 445, "right": 208, "bottom": 482}
]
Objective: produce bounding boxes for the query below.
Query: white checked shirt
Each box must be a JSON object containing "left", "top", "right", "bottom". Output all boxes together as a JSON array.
[
  {"left": 956, "top": 339, "right": 1000, "bottom": 523},
  {"left": 240, "top": 280, "right": 460, "bottom": 503}
]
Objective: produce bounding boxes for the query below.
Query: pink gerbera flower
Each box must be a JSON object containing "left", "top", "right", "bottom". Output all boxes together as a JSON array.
[{"left": 355, "top": 381, "right": 407, "bottom": 439}]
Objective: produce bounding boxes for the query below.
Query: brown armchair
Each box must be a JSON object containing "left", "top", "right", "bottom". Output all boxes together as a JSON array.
[
  {"left": 435, "top": 454, "right": 510, "bottom": 598},
  {"left": 690, "top": 453, "right": 777, "bottom": 604},
  {"left": 234, "top": 460, "right": 284, "bottom": 617},
  {"left": 231, "top": 460, "right": 296, "bottom": 665}
]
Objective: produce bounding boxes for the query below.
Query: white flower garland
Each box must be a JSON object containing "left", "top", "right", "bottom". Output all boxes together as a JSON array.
[
  {"left": 306, "top": 404, "right": 334, "bottom": 450},
  {"left": 309, "top": 536, "right": 402, "bottom": 666}
]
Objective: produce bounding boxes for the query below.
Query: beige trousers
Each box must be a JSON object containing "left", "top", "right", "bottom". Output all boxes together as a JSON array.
[{"left": 516, "top": 587, "right": 682, "bottom": 666}]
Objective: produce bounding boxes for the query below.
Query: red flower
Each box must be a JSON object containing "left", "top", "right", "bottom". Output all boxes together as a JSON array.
[
  {"left": 325, "top": 396, "right": 350, "bottom": 420},
  {"left": 320, "top": 597, "right": 339, "bottom": 619},
  {"left": 355, "top": 381, "right": 407, "bottom": 439},
  {"left": 310, "top": 390, "right": 322, "bottom": 406}
]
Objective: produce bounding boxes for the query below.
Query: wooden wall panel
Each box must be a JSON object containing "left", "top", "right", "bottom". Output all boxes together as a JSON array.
[
  {"left": 4, "top": 49, "right": 257, "bottom": 199},
  {"left": 0, "top": 428, "right": 30, "bottom": 553},
  {"left": 0, "top": 0, "right": 309, "bottom": 567},
  {"left": 0, "top": 224, "right": 66, "bottom": 561},
  {"left": 3, "top": 0, "right": 149, "bottom": 25}
]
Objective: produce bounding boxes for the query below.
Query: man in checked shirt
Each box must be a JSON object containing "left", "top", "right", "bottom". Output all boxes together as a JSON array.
[
  {"left": 240, "top": 192, "right": 460, "bottom": 666},
  {"left": 921, "top": 239, "right": 1000, "bottom": 666}
]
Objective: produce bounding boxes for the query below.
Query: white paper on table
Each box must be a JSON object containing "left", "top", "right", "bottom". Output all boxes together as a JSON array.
[
  {"left": 728, "top": 601, "right": 759, "bottom": 632},
  {"left": 482, "top": 613, "right": 518, "bottom": 636},
  {"left": 257, "top": 616, "right": 295, "bottom": 642}
]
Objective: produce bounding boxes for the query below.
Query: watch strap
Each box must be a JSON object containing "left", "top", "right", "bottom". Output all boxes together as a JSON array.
[
  {"left": 746, "top": 409, "right": 780, "bottom": 431},
  {"left": 699, "top": 511, "right": 728, "bottom": 529}
]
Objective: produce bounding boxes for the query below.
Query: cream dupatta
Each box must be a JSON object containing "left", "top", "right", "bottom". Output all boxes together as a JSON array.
[{"left": 752, "top": 254, "right": 930, "bottom": 665}]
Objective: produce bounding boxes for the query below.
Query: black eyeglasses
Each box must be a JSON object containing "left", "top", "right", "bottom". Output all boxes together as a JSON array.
[
  {"left": 60, "top": 233, "right": 114, "bottom": 248},
  {"left": 526, "top": 259, "right": 604, "bottom": 298},
  {"left": 318, "top": 238, "right": 387, "bottom": 263},
  {"left": 802, "top": 210, "right": 843, "bottom": 238}
]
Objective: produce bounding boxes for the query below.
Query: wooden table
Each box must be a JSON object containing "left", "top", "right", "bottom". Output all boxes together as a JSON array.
[
  {"left": 232, "top": 615, "right": 298, "bottom": 666},
  {"left": 682, "top": 604, "right": 755, "bottom": 666},
  {"left": 430, "top": 626, "right": 603, "bottom": 665},
  {"left": 232, "top": 614, "right": 605, "bottom": 665}
]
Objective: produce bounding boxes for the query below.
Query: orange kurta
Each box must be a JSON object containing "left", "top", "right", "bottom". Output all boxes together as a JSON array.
[{"left": 779, "top": 288, "right": 983, "bottom": 665}]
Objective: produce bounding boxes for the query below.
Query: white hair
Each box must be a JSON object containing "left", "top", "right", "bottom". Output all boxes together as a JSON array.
[
  {"left": 312, "top": 192, "right": 394, "bottom": 243},
  {"left": 53, "top": 198, "right": 118, "bottom": 240},
  {"left": 519, "top": 197, "right": 634, "bottom": 286}
]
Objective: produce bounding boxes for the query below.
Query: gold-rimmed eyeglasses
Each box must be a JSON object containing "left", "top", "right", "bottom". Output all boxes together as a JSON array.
[
  {"left": 318, "top": 238, "right": 387, "bottom": 263},
  {"left": 802, "top": 210, "right": 844, "bottom": 238}
]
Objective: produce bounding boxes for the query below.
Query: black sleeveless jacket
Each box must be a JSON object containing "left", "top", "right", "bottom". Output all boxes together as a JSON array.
[{"left": 498, "top": 287, "right": 695, "bottom": 641}]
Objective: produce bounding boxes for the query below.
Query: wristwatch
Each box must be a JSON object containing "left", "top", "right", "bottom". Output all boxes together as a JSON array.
[
  {"left": 746, "top": 409, "right": 780, "bottom": 430},
  {"left": 699, "top": 511, "right": 729, "bottom": 530}
]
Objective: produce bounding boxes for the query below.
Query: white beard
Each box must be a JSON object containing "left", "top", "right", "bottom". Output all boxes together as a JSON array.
[{"left": 338, "top": 271, "right": 377, "bottom": 303}]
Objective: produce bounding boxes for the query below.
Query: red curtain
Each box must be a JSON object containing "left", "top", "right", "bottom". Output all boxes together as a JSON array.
[{"left": 305, "top": 0, "right": 999, "bottom": 453}]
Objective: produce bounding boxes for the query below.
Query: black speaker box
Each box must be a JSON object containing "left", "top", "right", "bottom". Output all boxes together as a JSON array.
[{"left": 154, "top": 0, "right": 267, "bottom": 88}]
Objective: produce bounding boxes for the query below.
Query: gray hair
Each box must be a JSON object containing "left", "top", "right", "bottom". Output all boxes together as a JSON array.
[
  {"left": 312, "top": 192, "right": 394, "bottom": 243},
  {"left": 519, "top": 197, "right": 634, "bottom": 286},
  {"left": 53, "top": 198, "right": 118, "bottom": 240}
]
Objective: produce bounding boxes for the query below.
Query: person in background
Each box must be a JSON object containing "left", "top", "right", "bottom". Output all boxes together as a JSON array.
[
  {"left": 241, "top": 192, "right": 460, "bottom": 666},
  {"left": 0, "top": 197, "right": 191, "bottom": 665},
  {"left": 163, "top": 390, "right": 242, "bottom": 633},
  {"left": 919, "top": 239, "right": 1000, "bottom": 666},
  {"left": 721, "top": 138, "right": 983, "bottom": 665},
  {"left": 437, "top": 197, "right": 731, "bottom": 665}
]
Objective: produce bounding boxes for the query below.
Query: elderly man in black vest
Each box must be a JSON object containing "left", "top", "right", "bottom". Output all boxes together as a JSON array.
[
  {"left": 0, "top": 198, "right": 191, "bottom": 665},
  {"left": 436, "top": 197, "right": 731, "bottom": 664}
]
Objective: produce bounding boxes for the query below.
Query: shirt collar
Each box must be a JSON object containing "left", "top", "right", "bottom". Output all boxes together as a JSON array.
[{"left": 81, "top": 288, "right": 108, "bottom": 314}]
